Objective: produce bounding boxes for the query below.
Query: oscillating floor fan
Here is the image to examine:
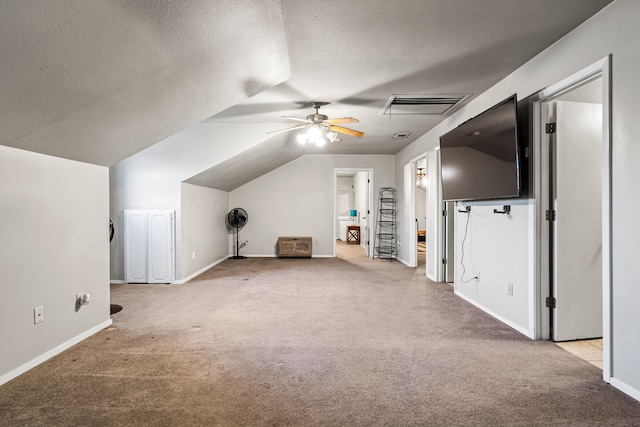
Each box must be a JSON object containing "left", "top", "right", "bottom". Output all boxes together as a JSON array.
[{"left": 227, "top": 208, "right": 249, "bottom": 259}]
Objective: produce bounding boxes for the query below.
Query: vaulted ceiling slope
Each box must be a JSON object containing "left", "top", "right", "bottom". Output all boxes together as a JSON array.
[
  {"left": 0, "top": 1, "right": 612, "bottom": 177},
  {"left": 0, "top": 0, "right": 289, "bottom": 166},
  {"left": 187, "top": 0, "right": 613, "bottom": 190}
]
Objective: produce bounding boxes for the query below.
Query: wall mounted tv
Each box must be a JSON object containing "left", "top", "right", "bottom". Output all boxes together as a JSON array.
[{"left": 439, "top": 95, "right": 521, "bottom": 202}]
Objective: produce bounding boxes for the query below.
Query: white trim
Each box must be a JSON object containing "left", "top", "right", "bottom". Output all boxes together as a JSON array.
[
  {"left": 333, "top": 168, "right": 374, "bottom": 259},
  {"left": 431, "top": 149, "right": 445, "bottom": 282},
  {"left": 610, "top": 378, "right": 640, "bottom": 403},
  {"left": 396, "top": 257, "right": 412, "bottom": 267},
  {"left": 404, "top": 152, "right": 429, "bottom": 270},
  {"left": 426, "top": 273, "right": 438, "bottom": 281},
  {"left": 600, "top": 57, "right": 612, "bottom": 384},
  {"left": 455, "top": 290, "right": 535, "bottom": 339},
  {"left": 535, "top": 58, "right": 606, "bottom": 102},
  {"left": 173, "top": 256, "right": 228, "bottom": 284},
  {"left": 527, "top": 201, "right": 537, "bottom": 339},
  {"left": 110, "top": 280, "right": 127, "bottom": 284},
  {"left": 0, "top": 319, "right": 112, "bottom": 387},
  {"left": 234, "top": 254, "right": 276, "bottom": 258},
  {"left": 405, "top": 162, "right": 417, "bottom": 267}
]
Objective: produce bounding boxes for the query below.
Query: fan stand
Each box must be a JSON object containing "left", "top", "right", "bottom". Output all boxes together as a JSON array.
[{"left": 230, "top": 223, "right": 246, "bottom": 259}]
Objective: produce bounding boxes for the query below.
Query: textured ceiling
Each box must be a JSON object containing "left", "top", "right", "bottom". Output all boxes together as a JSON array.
[
  {"left": 0, "top": 0, "right": 613, "bottom": 188},
  {"left": 0, "top": 0, "right": 289, "bottom": 166},
  {"left": 189, "top": 0, "right": 613, "bottom": 189}
]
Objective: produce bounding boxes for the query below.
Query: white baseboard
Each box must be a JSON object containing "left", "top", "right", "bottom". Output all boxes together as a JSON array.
[
  {"left": 0, "top": 319, "right": 112, "bottom": 387},
  {"left": 454, "top": 289, "right": 535, "bottom": 339},
  {"left": 110, "top": 280, "right": 126, "bottom": 284},
  {"left": 610, "top": 377, "right": 640, "bottom": 403},
  {"left": 396, "top": 257, "right": 411, "bottom": 267},
  {"left": 243, "top": 254, "right": 334, "bottom": 258},
  {"left": 173, "top": 257, "right": 228, "bottom": 284}
]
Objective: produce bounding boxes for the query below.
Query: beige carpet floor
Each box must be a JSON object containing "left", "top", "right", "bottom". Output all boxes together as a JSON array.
[{"left": 1, "top": 242, "right": 639, "bottom": 426}]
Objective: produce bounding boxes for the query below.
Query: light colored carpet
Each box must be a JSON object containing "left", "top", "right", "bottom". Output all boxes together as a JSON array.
[{"left": 1, "top": 242, "right": 639, "bottom": 426}]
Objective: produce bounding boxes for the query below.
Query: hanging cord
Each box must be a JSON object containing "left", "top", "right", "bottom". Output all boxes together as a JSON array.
[{"left": 458, "top": 202, "right": 478, "bottom": 283}]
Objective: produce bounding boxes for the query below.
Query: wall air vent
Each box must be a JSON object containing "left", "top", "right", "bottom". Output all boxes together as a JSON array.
[{"left": 380, "top": 94, "right": 471, "bottom": 116}]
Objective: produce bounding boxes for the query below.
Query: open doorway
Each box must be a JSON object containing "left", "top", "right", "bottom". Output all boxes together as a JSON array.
[
  {"left": 532, "top": 57, "right": 611, "bottom": 379},
  {"left": 333, "top": 168, "right": 373, "bottom": 258},
  {"left": 411, "top": 150, "right": 444, "bottom": 280},
  {"left": 548, "top": 79, "right": 604, "bottom": 368},
  {"left": 415, "top": 158, "right": 427, "bottom": 267}
]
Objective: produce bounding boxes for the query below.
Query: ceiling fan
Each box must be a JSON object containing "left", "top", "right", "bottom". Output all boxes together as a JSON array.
[{"left": 268, "top": 102, "right": 364, "bottom": 146}]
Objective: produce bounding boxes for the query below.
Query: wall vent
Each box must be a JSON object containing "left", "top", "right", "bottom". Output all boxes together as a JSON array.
[{"left": 380, "top": 94, "right": 471, "bottom": 116}]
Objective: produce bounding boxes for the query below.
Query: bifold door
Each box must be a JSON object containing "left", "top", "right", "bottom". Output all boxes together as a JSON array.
[{"left": 124, "top": 210, "right": 174, "bottom": 284}]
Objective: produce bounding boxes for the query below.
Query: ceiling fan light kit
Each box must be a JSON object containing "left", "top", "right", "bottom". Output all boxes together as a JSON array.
[{"left": 270, "top": 102, "right": 364, "bottom": 146}]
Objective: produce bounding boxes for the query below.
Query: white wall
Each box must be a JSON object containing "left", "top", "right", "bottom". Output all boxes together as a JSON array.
[
  {"left": 395, "top": 0, "right": 640, "bottom": 400},
  {"left": 230, "top": 154, "right": 394, "bottom": 257},
  {"left": 0, "top": 146, "right": 110, "bottom": 384},
  {"left": 109, "top": 122, "right": 278, "bottom": 281},
  {"left": 453, "top": 199, "right": 531, "bottom": 333},
  {"left": 180, "top": 183, "right": 230, "bottom": 280}
]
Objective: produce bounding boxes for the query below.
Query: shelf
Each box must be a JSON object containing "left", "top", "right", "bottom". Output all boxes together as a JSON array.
[{"left": 374, "top": 187, "right": 397, "bottom": 260}]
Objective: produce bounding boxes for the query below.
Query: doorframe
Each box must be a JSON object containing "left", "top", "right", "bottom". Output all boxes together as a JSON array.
[
  {"left": 405, "top": 161, "right": 417, "bottom": 268},
  {"left": 406, "top": 154, "right": 428, "bottom": 268},
  {"left": 333, "top": 168, "right": 374, "bottom": 258},
  {"left": 531, "top": 56, "right": 611, "bottom": 381}
]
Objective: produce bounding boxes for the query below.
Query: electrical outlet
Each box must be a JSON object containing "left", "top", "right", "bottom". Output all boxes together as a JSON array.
[
  {"left": 191, "top": 251, "right": 196, "bottom": 260},
  {"left": 508, "top": 283, "right": 514, "bottom": 296},
  {"left": 200, "top": 249, "right": 204, "bottom": 256},
  {"left": 34, "top": 306, "right": 44, "bottom": 324}
]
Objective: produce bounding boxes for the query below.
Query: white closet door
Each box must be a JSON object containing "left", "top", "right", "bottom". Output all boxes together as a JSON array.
[
  {"left": 124, "top": 209, "right": 174, "bottom": 284},
  {"left": 147, "top": 211, "right": 174, "bottom": 284},
  {"left": 124, "top": 210, "right": 148, "bottom": 283}
]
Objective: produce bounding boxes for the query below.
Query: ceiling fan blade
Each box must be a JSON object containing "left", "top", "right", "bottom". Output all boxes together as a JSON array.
[
  {"left": 330, "top": 125, "right": 364, "bottom": 138},
  {"left": 326, "top": 117, "right": 359, "bottom": 125},
  {"left": 282, "top": 116, "right": 313, "bottom": 124},
  {"left": 267, "top": 124, "right": 310, "bottom": 135}
]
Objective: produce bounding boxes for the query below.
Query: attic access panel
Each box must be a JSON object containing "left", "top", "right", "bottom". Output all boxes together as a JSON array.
[{"left": 380, "top": 94, "right": 471, "bottom": 116}]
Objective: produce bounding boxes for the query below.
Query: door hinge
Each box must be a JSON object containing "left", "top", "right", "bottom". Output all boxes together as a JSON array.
[
  {"left": 443, "top": 209, "right": 447, "bottom": 216},
  {"left": 545, "top": 122, "right": 556, "bottom": 134},
  {"left": 545, "top": 210, "right": 556, "bottom": 221},
  {"left": 546, "top": 297, "right": 556, "bottom": 309},
  {"left": 442, "top": 258, "right": 447, "bottom": 265}
]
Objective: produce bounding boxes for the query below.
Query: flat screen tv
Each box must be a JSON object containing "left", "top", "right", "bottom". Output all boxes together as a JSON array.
[{"left": 439, "top": 95, "right": 521, "bottom": 202}]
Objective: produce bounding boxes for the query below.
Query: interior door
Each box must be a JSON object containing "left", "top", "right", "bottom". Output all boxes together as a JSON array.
[
  {"left": 148, "top": 211, "right": 174, "bottom": 284},
  {"left": 124, "top": 210, "right": 148, "bottom": 283},
  {"left": 551, "top": 100, "right": 603, "bottom": 341},
  {"left": 364, "top": 171, "right": 371, "bottom": 256}
]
